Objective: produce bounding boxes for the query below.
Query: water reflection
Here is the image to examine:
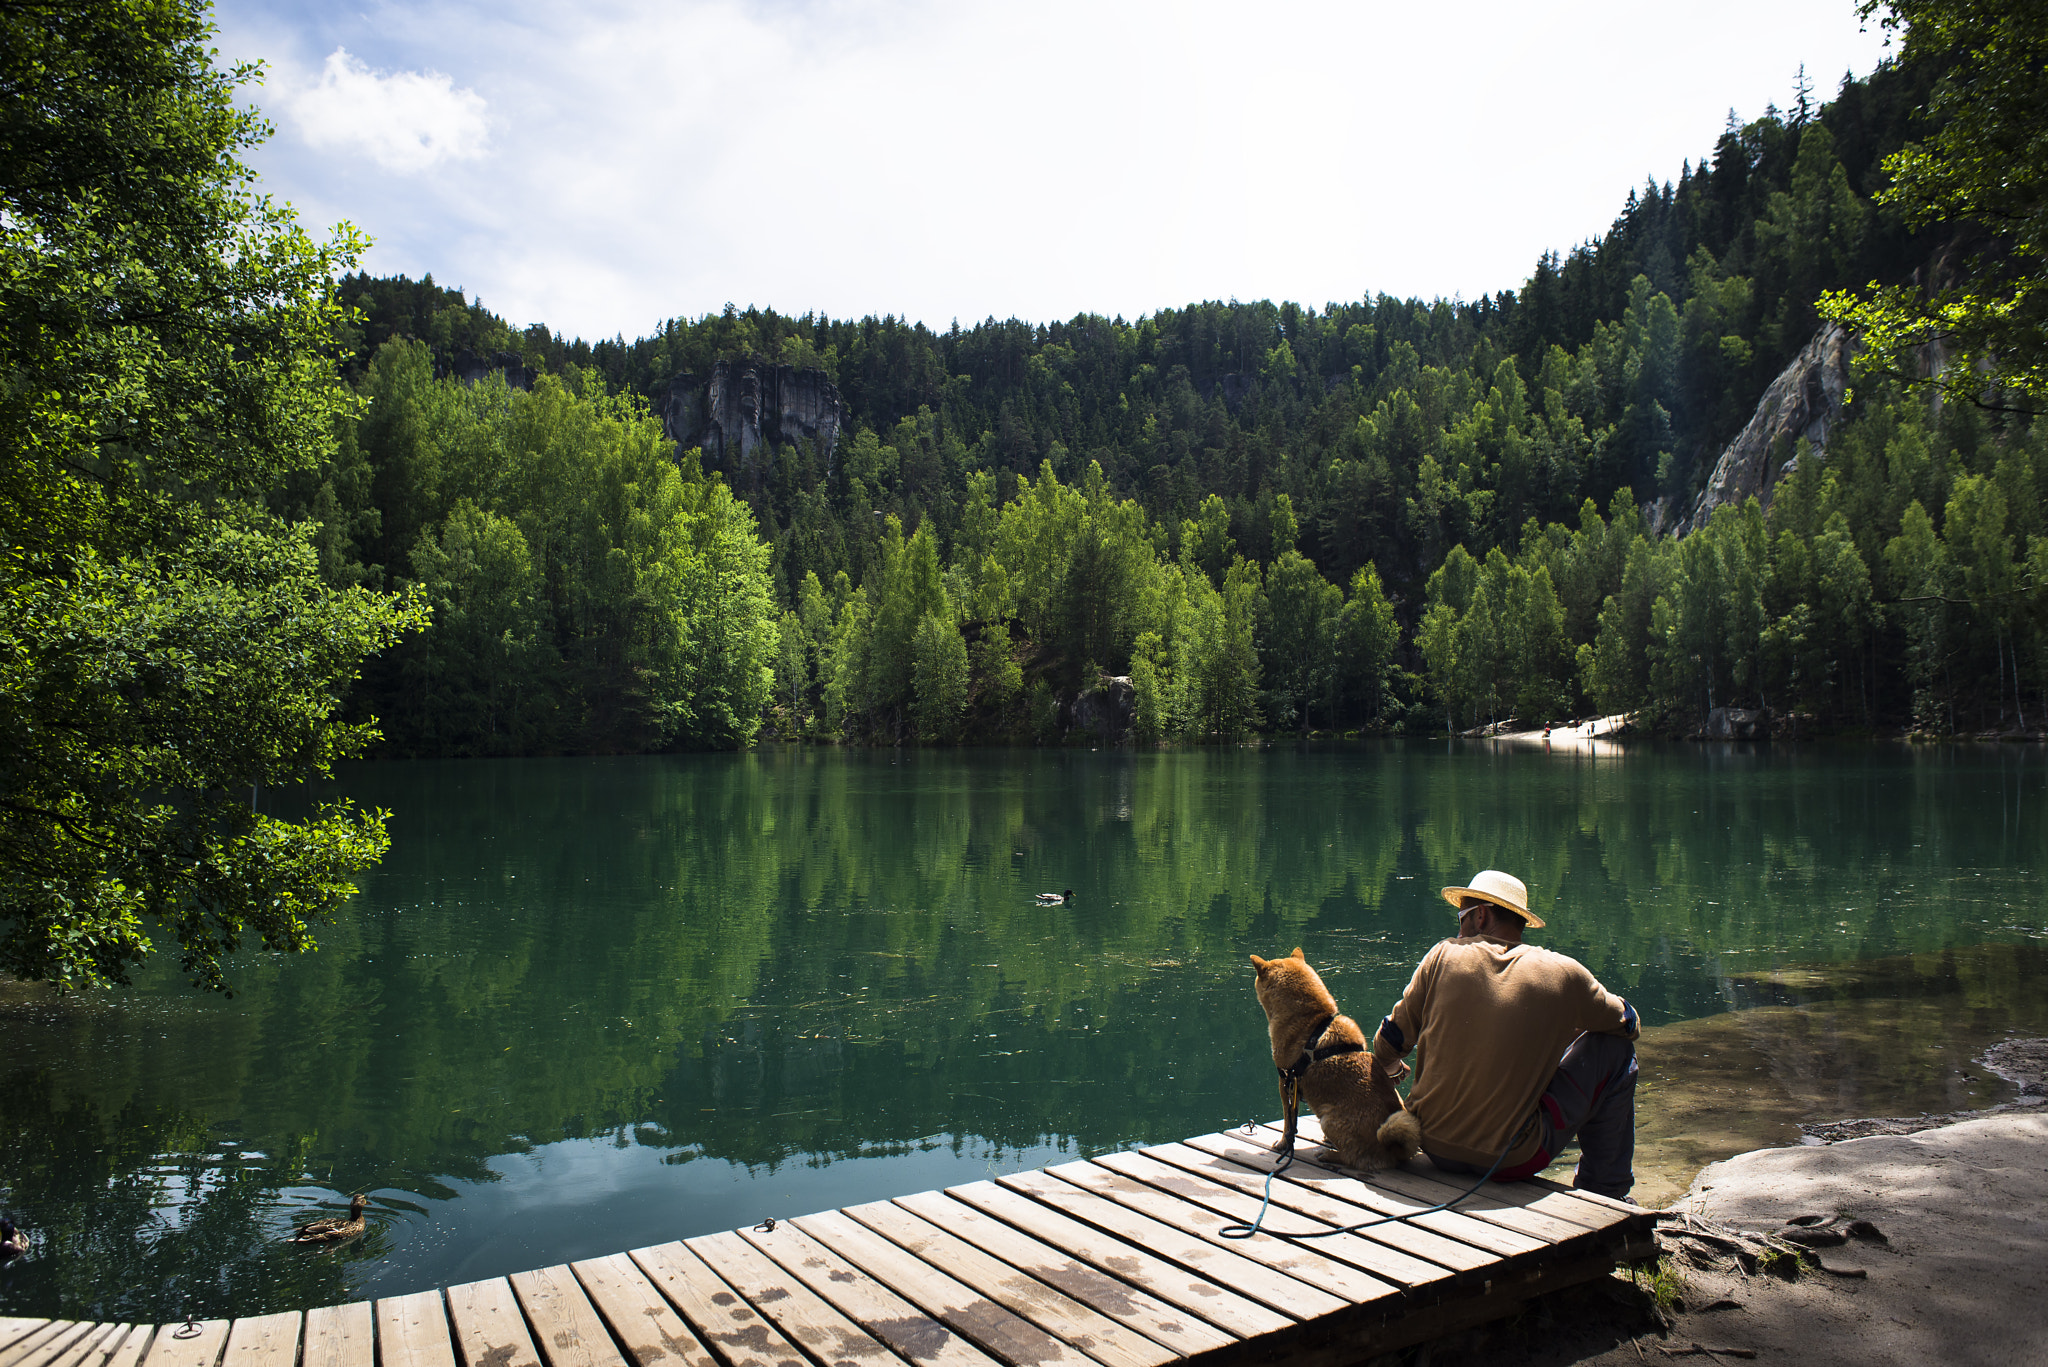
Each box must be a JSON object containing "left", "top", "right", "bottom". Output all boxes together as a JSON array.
[
  {"left": 1, "top": 742, "right": 2042, "bottom": 1317},
  {"left": 0, "top": 1070, "right": 364, "bottom": 1318},
  {"left": 1608, "top": 942, "right": 2048, "bottom": 1207}
]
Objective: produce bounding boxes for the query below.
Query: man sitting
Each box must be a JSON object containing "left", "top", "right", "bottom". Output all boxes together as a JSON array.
[{"left": 1371, "top": 869, "right": 1640, "bottom": 1201}]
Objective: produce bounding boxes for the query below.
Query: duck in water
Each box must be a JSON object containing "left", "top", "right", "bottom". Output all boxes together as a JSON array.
[
  {"left": 288, "top": 1194, "right": 368, "bottom": 1245},
  {"left": 1036, "top": 889, "right": 1073, "bottom": 905},
  {"left": 0, "top": 1217, "right": 24, "bottom": 1259}
]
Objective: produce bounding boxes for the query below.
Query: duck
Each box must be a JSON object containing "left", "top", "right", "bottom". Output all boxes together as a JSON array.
[
  {"left": 1035, "top": 889, "right": 1073, "bottom": 905},
  {"left": 0, "top": 1217, "right": 24, "bottom": 1259},
  {"left": 288, "top": 1194, "right": 368, "bottom": 1244}
]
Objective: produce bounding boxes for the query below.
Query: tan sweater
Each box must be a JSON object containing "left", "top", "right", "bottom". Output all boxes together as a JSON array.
[{"left": 1371, "top": 935, "right": 1638, "bottom": 1168}]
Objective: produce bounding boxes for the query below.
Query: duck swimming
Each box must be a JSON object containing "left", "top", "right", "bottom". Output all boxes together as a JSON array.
[
  {"left": 1036, "top": 889, "right": 1073, "bottom": 905},
  {"left": 0, "top": 1217, "right": 24, "bottom": 1259},
  {"left": 288, "top": 1194, "right": 367, "bottom": 1244}
]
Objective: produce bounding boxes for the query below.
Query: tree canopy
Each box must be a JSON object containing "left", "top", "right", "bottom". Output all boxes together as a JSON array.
[
  {"left": 1822, "top": 0, "right": 2048, "bottom": 404},
  {"left": 0, "top": 0, "right": 428, "bottom": 991}
]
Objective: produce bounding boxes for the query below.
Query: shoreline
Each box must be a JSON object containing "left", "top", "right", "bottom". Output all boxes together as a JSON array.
[{"left": 1404, "top": 1038, "right": 2048, "bottom": 1366}]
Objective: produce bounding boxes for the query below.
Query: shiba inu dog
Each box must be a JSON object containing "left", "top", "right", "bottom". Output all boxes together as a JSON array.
[{"left": 1249, "top": 947, "right": 1423, "bottom": 1170}]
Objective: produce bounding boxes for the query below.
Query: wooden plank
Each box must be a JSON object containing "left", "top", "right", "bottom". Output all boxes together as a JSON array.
[
  {"left": 1177, "top": 1131, "right": 1544, "bottom": 1262},
  {"left": 683, "top": 1230, "right": 907, "bottom": 1367},
  {"left": 792, "top": 1209, "right": 1091, "bottom": 1367},
  {"left": 628, "top": 1241, "right": 815, "bottom": 1367},
  {"left": 736, "top": 1219, "right": 1000, "bottom": 1367},
  {"left": 378, "top": 1290, "right": 458, "bottom": 1367},
  {"left": 1000, "top": 1168, "right": 1358, "bottom": 1322},
  {"left": 1401, "top": 1153, "right": 1620, "bottom": 1231},
  {"left": 94, "top": 1326, "right": 154, "bottom": 1367},
  {"left": 60, "top": 1327, "right": 139, "bottom": 1367},
  {"left": 8, "top": 1323, "right": 110, "bottom": 1367},
  {"left": 1046, "top": 1159, "right": 1415, "bottom": 1302},
  {"left": 1089, "top": 1150, "right": 1455, "bottom": 1292},
  {"left": 1520, "top": 1172, "right": 1645, "bottom": 1217},
  {"left": 1276, "top": 1244, "right": 1632, "bottom": 1367},
  {"left": 22, "top": 1323, "right": 117, "bottom": 1367},
  {"left": 1253, "top": 1123, "right": 1596, "bottom": 1246},
  {"left": 843, "top": 1199, "right": 1176, "bottom": 1367},
  {"left": 221, "top": 1314, "right": 299, "bottom": 1367},
  {"left": 137, "top": 1320, "right": 229, "bottom": 1367},
  {"left": 446, "top": 1279, "right": 542, "bottom": 1367},
  {"left": 943, "top": 1181, "right": 1287, "bottom": 1342},
  {"left": 509, "top": 1266, "right": 628, "bottom": 1367},
  {"left": 1396, "top": 1154, "right": 1625, "bottom": 1235},
  {"left": 0, "top": 1328, "right": 53, "bottom": 1360},
  {"left": 302, "top": 1303, "right": 374, "bottom": 1367},
  {"left": 571, "top": 1252, "right": 720, "bottom": 1367},
  {"left": 64, "top": 1326, "right": 134, "bottom": 1367},
  {"left": 2, "top": 1324, "right": 88, "bottom": 1367},
  {"left": 1345, "top": 1160, "right": 1598, "bottom": 1245},
  {"left": 1276, "top": 1118, "right": 1620, "bottom": 1233},
  {"left": 894, "top": 1190, "right": 1236, "bottom": 1360},
  {"left": 1360, "top": 1163, "right": 1591, "bottom": 1243}
]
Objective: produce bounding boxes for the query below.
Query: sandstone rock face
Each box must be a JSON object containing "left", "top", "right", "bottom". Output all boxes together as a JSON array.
[
  {"left": 662, "top": 362, "right": 843, "bottom": 480},
  {"left": 1655, "top": 324, "right": 1854, "bottom": 537},
  {"left": 1070, "top": 676, "right": 1135, "bottom": 742},
  {"left": 1702, "top": 705, "right": 1771, "bottom": 740},
  {"left": 446, "top": 349, "right": 536, "bottom": 390},
  {"left": 1213, "top": 373, "right": 1255, "bottom": 414}
]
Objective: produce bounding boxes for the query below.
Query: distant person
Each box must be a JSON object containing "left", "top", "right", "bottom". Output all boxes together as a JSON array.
[{"left": 1370, "top": 870, "right": 1640, "bottom": 1200}]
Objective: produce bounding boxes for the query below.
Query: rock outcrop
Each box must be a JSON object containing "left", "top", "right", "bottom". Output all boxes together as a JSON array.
[
  {"left": 1653, "top": 324, "right": 1854, "bottom": 536},
  {"left": 1701, "top": 706, "right": 1772, "bottom": 740},
  {"left": 1069, "top": 676, "right": 1135, "bottom": 741},
  {"left": 445, "top": 349, "right": 536, "bottom": 390},
  {"left": 1213, "top": 373, "right": 1255, "bottom": 414},
  {"left": 662, "top": 362, "right": 843, "bottom": 480}
]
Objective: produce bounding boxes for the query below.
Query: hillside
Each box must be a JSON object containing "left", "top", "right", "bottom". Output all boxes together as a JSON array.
[{"left": 292, "top": 55, "right": 2046, "bottom": 751}]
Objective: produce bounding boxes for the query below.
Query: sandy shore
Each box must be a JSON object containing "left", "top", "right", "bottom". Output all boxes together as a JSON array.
[{"left": 1397, "top": 1043, "right": 2048, "bottom": 1367}]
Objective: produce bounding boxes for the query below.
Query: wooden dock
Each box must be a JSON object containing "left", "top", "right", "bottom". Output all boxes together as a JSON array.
[{"left": 0, "top": 1118, "right": 1656, "bottom": 1367}]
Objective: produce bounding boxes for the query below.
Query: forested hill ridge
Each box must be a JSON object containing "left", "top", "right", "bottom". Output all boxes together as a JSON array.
[{"left": 298, "top": 53, "right": 2048, "bottom": 754}]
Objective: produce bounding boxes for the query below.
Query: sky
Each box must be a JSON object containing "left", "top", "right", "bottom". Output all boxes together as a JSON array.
[{"left": 213, "top": 0, "right": 1899, "bottom": 345}]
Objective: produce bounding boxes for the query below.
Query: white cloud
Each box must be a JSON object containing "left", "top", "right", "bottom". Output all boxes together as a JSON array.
[
  {"left": 219, "top": 0, "right": 1898, "bottom": 340},
  {"left": 285, "top": 48, "right": 490, "bottom": 175}
]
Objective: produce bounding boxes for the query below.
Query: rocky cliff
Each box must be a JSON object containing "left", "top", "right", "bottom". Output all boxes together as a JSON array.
[
  {"left": 1068, "top": 676, "right": 1135, "bottom": 742},
  {"left": 445, "top": 349, "right": 536, "bottom": 390},
  {"left": 662, "top": 362, "right": 843, "bottom": 479},
  {"left": 1652, "top": 323, "right": 1855, "bottom": 536}
]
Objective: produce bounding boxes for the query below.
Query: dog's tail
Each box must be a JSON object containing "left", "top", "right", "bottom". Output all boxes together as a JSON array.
[{"left": 1377, "top": 1108, "right": 1423, "bottom": 1163}]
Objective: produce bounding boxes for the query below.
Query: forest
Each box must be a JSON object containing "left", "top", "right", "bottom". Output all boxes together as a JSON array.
[
  {"left": 291, "top": 48, "right": 2045, "bottom": 754},
  {"left": 8, "top": 0, "right": 2043, "bottom": 1000}
]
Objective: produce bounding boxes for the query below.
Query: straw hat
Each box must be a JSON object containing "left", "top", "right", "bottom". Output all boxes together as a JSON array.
[{"left": 1440, "top": 869, "right": 1546, "bottom": 929}]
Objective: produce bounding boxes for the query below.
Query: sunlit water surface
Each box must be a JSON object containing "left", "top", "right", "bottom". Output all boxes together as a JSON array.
[{"left": 2, "top": 742, "right": 2044, "bottom": 1318}]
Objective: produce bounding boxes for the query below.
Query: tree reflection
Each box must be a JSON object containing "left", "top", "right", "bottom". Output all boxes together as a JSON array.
[
  {"left": 4, "top": 744, "right": 2042, "bottom": 1316},
  {"left": 0, "top": 1069, "right": 367, "bottom": 1320}
]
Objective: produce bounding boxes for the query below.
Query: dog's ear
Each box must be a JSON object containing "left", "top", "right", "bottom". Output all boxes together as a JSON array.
[
  {"left": 1290, "top": 947, "right": 1305, "bottom": 961},
  {"left": 1249, "top": 953, "right": 1269, "bottom": 973}
]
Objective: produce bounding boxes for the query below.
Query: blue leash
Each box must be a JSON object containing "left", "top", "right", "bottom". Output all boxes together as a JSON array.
[{"left": 1218, "top": 1122, "right": 1520, "bottom": 1242}]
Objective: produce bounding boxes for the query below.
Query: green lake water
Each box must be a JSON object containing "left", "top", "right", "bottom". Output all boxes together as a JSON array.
[{"left": 2, "top": 741, "right": 2045, "bottom": 1320}]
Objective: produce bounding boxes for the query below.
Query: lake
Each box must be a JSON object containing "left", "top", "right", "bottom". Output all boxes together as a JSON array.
[{"left": 2, "top": 741, "right": 2044, "bottom": 1320}]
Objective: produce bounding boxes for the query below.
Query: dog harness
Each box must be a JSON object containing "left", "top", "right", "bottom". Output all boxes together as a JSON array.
[{"left": 1274, "top": 1012, "right": 1366, "bottom": 1161}]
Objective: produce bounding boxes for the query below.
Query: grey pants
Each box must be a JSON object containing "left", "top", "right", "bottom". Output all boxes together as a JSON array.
[{"left": 1430, "top": 1030, "right": 1638, "bottom": 1200}]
